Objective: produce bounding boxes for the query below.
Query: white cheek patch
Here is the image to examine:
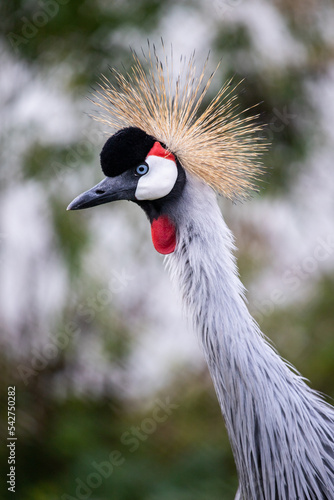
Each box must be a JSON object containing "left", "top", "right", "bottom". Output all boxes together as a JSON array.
[{"left": 135, "top": 155, "right": 178, "bottom": 201}]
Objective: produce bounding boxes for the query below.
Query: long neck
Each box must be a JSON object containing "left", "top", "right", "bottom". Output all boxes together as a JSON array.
[{"left": 165, "top": 174, "right": 334, "bottom": 500}]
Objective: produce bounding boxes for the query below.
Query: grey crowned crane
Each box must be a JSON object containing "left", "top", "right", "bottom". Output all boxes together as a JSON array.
[{"left": 68, "top": 47, "right": 334, "bottom": 499}]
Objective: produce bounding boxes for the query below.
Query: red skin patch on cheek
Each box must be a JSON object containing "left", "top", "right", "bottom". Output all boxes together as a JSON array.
[
  {"left": 151, "top": 215, "right": 176, "bottom": 254},
  {"left": 147, "top": 142, "right": 175, "bottom": 161}
]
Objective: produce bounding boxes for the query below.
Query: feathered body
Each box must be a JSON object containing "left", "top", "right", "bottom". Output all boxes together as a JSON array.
[
  {"left": 165, "top": 173, "right": 334, "bottom": 499},
  {"left": 68, "top": 45, "right": 334, "bottom": 499}
]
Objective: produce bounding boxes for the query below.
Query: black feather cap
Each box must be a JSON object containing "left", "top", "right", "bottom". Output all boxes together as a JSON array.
[{"left": 100, "top": 127, "right": 156, "bottom": 177}]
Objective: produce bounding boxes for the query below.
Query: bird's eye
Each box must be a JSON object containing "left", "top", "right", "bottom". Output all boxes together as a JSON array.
[{"left": 135, "top": 163, "right": 149, "bottom": 176}]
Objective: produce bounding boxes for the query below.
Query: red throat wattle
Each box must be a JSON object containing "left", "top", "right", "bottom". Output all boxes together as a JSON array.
[{"left": 151, "top": 215, "right": 176, "bottom": 255}]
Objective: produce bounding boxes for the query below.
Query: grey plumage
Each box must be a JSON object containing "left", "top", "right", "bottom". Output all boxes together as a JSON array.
[
  {"left": 166, "top": 173, "right": 334, "bottom": 499},
  {"left": 68, "top": 46, "right": 334, "bottom": 499}
]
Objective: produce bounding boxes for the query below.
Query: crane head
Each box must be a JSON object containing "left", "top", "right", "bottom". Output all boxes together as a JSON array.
[
  {"left": 67, "top": 126, "right": 186, "bottom": 254},
  {"left": 67, "top": 45, "right": 266, "bottom": 253}
]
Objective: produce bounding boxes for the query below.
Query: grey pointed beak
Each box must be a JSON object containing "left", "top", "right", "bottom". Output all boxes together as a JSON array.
[{"left": 67, "top": 175, "right": 135, "bottom": 211}]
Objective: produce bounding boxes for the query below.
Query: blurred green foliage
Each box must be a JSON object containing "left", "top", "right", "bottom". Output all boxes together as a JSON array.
[
  {"left": 260, "top": 275, "right": 334, "bottom": 400},
  {"left": 2, "top": 0, "right": 171, "bottom": 88}
]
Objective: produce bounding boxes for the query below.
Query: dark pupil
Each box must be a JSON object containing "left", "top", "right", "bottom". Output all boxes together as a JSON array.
[{"left": 137, "top": 164, "right": 147, "bottom": 175}]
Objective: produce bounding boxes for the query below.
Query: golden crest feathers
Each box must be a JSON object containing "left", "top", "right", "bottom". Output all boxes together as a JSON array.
[{"left": 92, "top": 43, "right": 266, "bottom": 200}]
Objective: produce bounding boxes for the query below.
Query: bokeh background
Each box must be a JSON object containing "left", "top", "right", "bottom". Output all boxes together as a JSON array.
[{"left": 1, "top": 1, "right": 334, "bottom": 499}]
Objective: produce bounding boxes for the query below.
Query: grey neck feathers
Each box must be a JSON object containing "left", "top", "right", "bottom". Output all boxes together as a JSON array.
[{"left": 165, "top": 174, "right": 334, "bottom": 500}]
